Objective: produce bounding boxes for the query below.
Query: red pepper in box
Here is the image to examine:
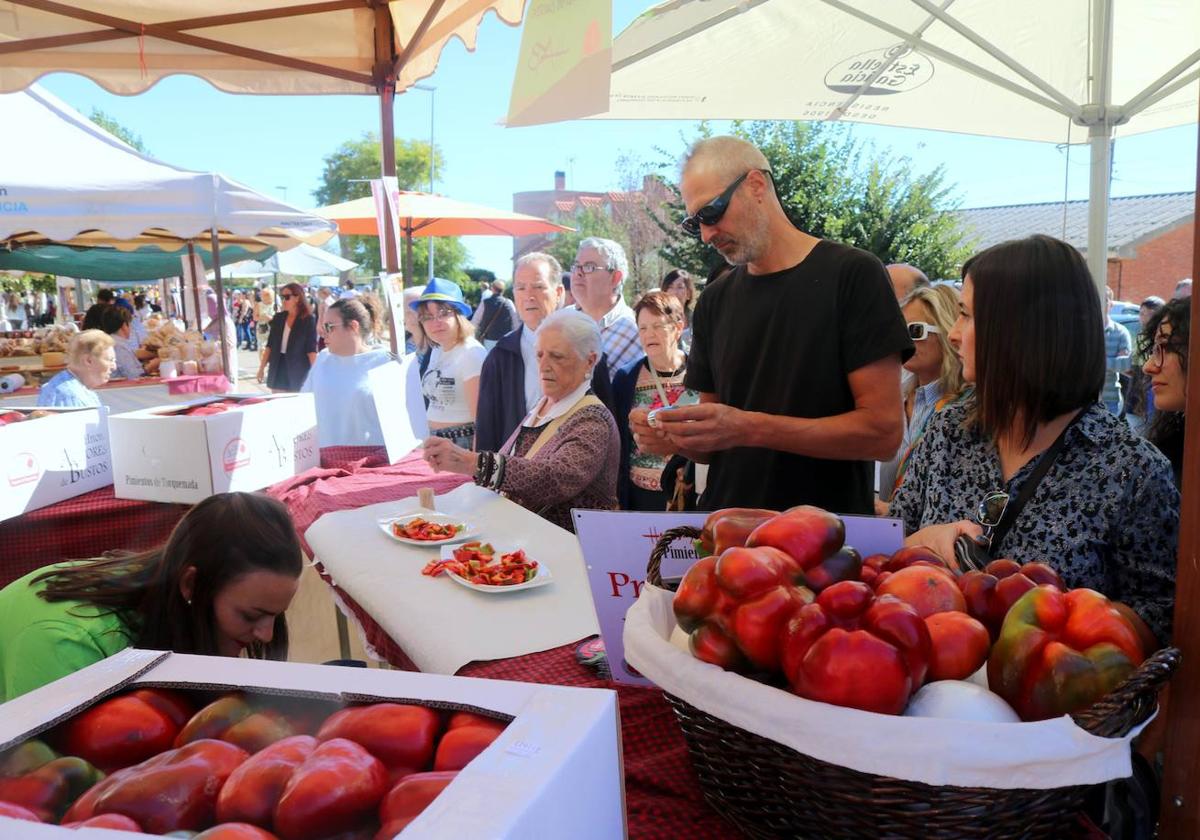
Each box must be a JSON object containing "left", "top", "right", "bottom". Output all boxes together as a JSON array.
[
  {"left": 62, "top": 813, "right": 144, "bottom": 831},
  {"left": 195, "top": 824, "right": 280, "bottom": 840},
  {"left": 64, "top": 739, "right": 249, "bottom": 835},
  {"left": 433, "top": 725, "right": 505, "bottom": 772},
  {"left": 782, "top": 580, "right": 931, "bottom": 715},
  {"left": 216, "top": 735, "right": 317, "bottom": 828},
  {"left": 958, "top": 559, "right": 1064, "bottom": 640},
  {"left": 0, "top": 755, "right": 103, "bottom": 822},
  {"left": 61, "top": 688, "right": 193, "bottom": 771},
  {"left": 176, "top": 693, "right": 295, "bottom": 753},
  {"left": 0, "top": 800, "right": 40, "bottom": 822},
  {"left": 673, "top": 546, "right": 814, "bottom": 672},
  {"left": 273, "top": 738, "right": 387, "bottom": 840},
  {"left": 695, "top": 508, "right": 778, "bottom": 557},
  {"left": 376, "top": 771, "right": 458, "bottom": 839},
  {"left": 988, "top": 586, "right": 1146, "bottom": 721},
  {"left": 316, "top": 704, "right": 441, "bottom": 777}
]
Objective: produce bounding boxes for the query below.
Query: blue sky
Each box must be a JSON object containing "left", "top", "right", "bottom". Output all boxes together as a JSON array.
[{"left": 37, "top": 0, "right": 1198, "bottom": 279}]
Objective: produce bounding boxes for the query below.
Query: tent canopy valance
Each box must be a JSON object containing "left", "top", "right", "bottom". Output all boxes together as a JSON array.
[
  {"left": 0, "top": 241, "right": 274, "bottom": 281},
  {"left": 0, "top": 0, "right": 526, "bottom": 96}
]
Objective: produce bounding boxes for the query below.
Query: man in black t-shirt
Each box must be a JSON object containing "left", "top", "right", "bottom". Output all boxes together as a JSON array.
[{"left": 630, "top": 136, "right": 913, "bottom": 515}]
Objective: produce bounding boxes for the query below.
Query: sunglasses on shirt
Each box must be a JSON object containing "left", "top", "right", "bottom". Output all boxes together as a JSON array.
[{"left": 680, "top": 169, "right": 771, "bottom": 239}]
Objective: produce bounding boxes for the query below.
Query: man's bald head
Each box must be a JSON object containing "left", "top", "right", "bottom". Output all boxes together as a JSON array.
[
  {"left": 681, "top": 136, "right": 772, "bottom": 187},
  {"left": 887, "top": 263, "right": 930, "bottom": 302}
]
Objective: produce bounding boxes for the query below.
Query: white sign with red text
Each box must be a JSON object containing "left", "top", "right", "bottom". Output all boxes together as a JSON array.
[{"left": 573, "top": 509, "right": 907, "bottom": 686}]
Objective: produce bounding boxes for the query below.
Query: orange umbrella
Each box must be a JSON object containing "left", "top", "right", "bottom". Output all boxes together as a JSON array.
[
  {"left": 318, "top": 192, "right": 572, "bottom": 238},
  {"left": 317, "top": 190, "right": 572, "bottom": 283}
]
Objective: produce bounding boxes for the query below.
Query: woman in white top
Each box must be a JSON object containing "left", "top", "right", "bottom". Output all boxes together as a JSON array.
[
  {"left": 412, "top": 277, "right": 487, "bottom": 449},
  {"left": 301, "top": 294, "right": 393, "bottom": 447}
]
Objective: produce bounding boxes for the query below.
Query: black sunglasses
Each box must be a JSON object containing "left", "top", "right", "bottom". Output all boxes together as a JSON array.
[{"left": 680, "top": 169, "right": 769, "bottom": 238}]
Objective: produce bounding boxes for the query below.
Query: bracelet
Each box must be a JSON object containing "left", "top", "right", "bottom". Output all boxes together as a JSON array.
[
  {"left": 474, "top": 451, "right": 496, "bottom": 487},
  {"left": 490, "top": 454, "right": 507, "bottom": 491}
]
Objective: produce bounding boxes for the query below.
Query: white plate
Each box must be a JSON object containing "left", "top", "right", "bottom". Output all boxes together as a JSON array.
[
  {"left": 437, "top": 543, "right": 553, "bottom": 593},
  {"left": 377, "top": 511, "right": 476, "bottom": 546}
]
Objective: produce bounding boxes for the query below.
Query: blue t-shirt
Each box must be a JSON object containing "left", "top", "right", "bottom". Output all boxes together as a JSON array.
[
  {"left": 301, "top": 349, "right": 393, "bottom": 446},
  {"left": 37, "top": 369, "right": 101, "bottom": 408}
]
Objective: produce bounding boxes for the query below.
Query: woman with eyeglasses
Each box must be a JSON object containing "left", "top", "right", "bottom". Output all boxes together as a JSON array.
[
  {"left": 257, "top": 282, "right": 317, "bottom": 392},
  {"left": 413, "top": 278, "right": 487, "bottom": 449},
  {"left": 300, "top": 294, "right": 392, "bottom": 447},
  {"left": 876, "top": 284, "right": 968, "bottom": 513},
  {"left": 613, "top": 291, "right": 701, "bottom": 511},
  {"left": 888, "top": 235, "right": 1178, "bottom": 644},
  {"left": 1140, "top": 297, "right": 1190, "bottom": 486}
]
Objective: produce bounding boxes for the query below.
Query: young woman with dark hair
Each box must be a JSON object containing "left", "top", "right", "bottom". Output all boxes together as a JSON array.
[
  {"left": 660, "top": 269, "right": 696, "bottom": 350},
  {"left": 1141, "top": 297, "right": 1190, "bottom": 485},
  {"left": 257, "top": 282, "right": 317, "bottom": 391},
  {"left": 0, "top": 492, "right": 302, "bottom": 701},
  {"left": 301, "top": 293, "right": 395, "bottom": 447},
  {"left": 889, "top": 235, "right": 1178, "bottom": 643}
]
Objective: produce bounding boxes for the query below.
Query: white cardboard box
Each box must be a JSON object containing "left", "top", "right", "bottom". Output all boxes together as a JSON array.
[
  {"left": 109, "top": 393, "right": 319, "bottom": 504},
  {"left": 0, "top": 406, "right": 112, "bottom": 524},
  {"left": 0, "top": 650, "right": 626, "bottom": 839}
]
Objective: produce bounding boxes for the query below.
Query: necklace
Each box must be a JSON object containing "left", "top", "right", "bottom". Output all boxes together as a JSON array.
[{"left": 647, "top": 356, "right": 687, "bottom": 378}]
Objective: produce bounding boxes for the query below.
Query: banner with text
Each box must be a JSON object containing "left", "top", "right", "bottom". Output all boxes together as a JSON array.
[{"left": 573, "top": 510, "right": 907, "bottom": 686}]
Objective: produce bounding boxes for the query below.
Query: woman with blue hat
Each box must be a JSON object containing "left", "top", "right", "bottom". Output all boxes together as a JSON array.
[{"left": 413, "top": 277, "right": 487, "bottom": 449}]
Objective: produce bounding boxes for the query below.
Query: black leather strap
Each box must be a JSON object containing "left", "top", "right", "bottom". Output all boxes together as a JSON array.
[{"left": 990, "top": 409, "right": 1086, "bottom": 554}]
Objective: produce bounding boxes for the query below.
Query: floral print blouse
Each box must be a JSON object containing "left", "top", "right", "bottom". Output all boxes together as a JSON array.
[{"left": 889, "top": 401, "right": 1179, "bottom": 643}]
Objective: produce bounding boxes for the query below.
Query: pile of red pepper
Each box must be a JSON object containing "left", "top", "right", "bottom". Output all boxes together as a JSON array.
[
  {"left": 0, "top": 690, "right": 510, "bottom": 838},
  {"left": 674, "top": 506, "right": 1155, "bottom": 721}
]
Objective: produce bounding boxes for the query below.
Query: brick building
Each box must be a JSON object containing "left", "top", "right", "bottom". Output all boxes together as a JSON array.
[{"left": 955, "top": 191, "right": 1194, "bottom": 303}]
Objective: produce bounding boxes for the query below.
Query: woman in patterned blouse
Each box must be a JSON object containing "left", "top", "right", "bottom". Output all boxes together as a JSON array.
[
  {"left": 423, "top": 309, "right": 619, "bottom": 531},
  {"left": 889, "top": 235, "right": 1178, "bottom": 643}
]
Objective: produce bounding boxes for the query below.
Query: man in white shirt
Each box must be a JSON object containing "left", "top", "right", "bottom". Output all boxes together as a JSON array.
[
  {"left": 474, "top": 252, "right": 612, "bottom": 451},
  {"left": 571, "top": 237, "right": 640, "bottom": 381}
]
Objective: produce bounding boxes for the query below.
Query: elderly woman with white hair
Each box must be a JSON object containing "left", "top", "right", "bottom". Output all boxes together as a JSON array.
[
  {"left": 37, "top": 329, "right": 116, "bottom": 408},
  {"left": 423, "top": 308, "right": 620, "bottom": 531}
]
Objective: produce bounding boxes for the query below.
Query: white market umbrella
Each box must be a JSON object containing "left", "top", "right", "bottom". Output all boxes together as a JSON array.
[
  {"left": 508, "top": 0, "right": 1199, "bottom": 289},
  {"left": 215, "top": 243, "right": 358, "bottom": 279}
]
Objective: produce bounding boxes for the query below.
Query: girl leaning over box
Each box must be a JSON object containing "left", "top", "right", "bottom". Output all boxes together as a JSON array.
[{"left": 0, "top": 492, "right": 302, "bottom": 703}]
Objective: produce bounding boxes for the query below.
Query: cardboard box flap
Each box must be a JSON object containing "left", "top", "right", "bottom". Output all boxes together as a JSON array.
[{"left": 0, "top": 649, "right": 168, "bottom": 751}]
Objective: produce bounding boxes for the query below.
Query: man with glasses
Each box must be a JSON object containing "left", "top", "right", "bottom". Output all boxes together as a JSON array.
[
  {"left": 631, "top": 136, "right": 913, "bottom": 514},
  {"left": 474, "top": 252, "right": 612, "bottom": 451},
  {"left": 571, "top": 237, "right": 641, "bottom": 381}
]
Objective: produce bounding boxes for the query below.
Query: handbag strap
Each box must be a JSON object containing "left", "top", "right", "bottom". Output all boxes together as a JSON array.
[{"left": 990, "top": 409, "right": 1086, "bottom": 553}]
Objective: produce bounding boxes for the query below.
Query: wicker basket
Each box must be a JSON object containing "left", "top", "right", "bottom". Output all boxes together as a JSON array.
[{"left": 646, "top": 526, "right": 1180, "bottom": 840}]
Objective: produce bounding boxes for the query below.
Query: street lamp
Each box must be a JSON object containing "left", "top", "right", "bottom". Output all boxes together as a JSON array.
[{"left": 413, "top": 83, "right": 436, "bottom": 284}]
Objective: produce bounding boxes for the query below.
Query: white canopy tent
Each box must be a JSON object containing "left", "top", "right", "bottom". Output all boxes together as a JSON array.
[
  {"left": 508, "top": 0, "right": 1199, "bottom": 291},
  {"left": 0, "top": 84, "right": 338, "bottom": 378},
  {"left": 0, "top": 85, "right": 336, "bottom": 251}
]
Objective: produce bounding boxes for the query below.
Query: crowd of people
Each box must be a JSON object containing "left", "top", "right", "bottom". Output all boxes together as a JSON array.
[{"left": 2, "top": 133, "right": 1192, "bottom": 704}]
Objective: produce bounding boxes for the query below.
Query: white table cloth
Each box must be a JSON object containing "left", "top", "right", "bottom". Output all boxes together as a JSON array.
[{"left": 306, "top": 483, "right": 602, "bottom": 674}]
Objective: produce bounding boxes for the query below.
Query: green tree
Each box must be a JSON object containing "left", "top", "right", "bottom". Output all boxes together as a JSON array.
[
  {"left": 657, "top": 121, "right": 973, "bottom": 282},
  {"left": 545, "top": 205, "right": 637, "bottom": 300},
  {"left": 89, "top": 109, "right": 149, "bottom": 154},
  {"left": 313, "top": 133, "right": 467, "bottom": 282}
]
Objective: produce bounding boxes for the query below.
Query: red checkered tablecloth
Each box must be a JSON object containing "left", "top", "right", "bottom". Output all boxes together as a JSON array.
[
  {"left": 283, "top": 454, "right": 743, "bottom": 839},
  {"left": 267, "top": 447, "right": 470, "bottom": 557},
  {"left": 0, "top": 486, "right": 189, "bottom": 588}
]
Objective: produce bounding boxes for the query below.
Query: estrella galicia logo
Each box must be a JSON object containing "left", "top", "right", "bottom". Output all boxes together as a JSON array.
[{"left": 824, "top": 44, "right": 934, "bottom": 96}]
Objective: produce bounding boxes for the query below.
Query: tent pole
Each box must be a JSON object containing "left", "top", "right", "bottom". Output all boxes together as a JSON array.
[
  {"left": 1156, "top": 92, "right": 1200, "bottom": 840},
  {"left": 1085, "top": 124, "right": 1112, "bottom": 297},
  {"left": 209, "top": 230, "right": 233, "bottom": 385},
  {"left": 405, "top": 223, "right": 415, "bottom": 294},
  {"left": 378, "top": 83, "right": 401, "bottom": 356},
  {"left": 1084, "top": 0, "right": 1114, "bottom": 300},
  {"left": 186, "top": 242, "right": 203, "bottom": 331}
]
